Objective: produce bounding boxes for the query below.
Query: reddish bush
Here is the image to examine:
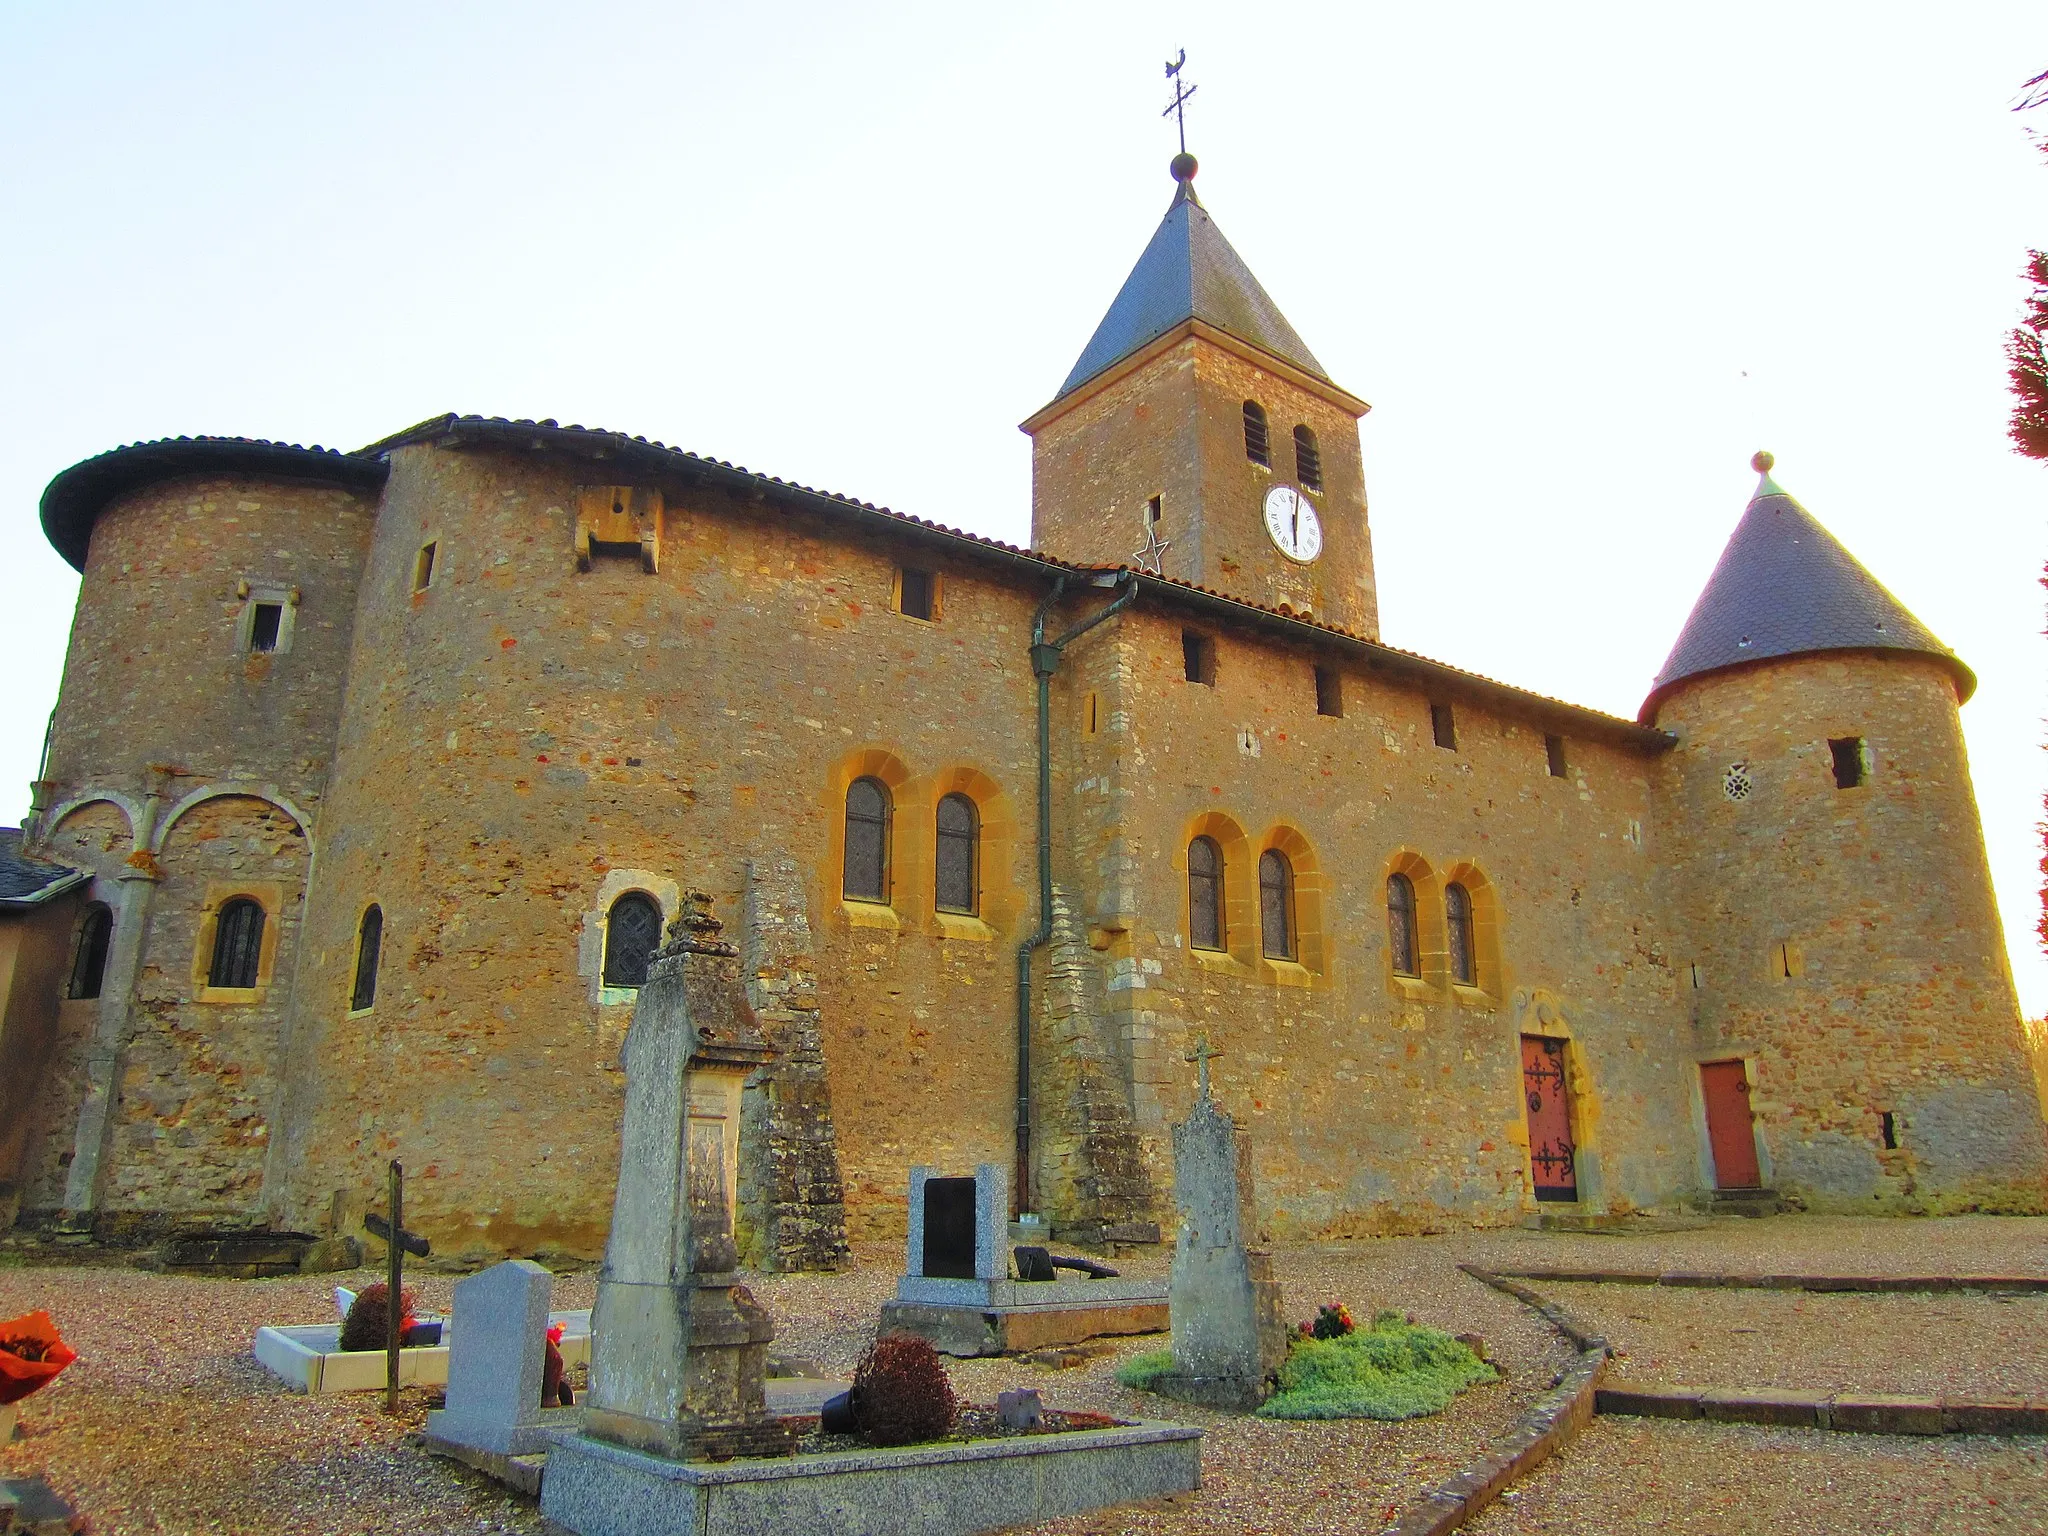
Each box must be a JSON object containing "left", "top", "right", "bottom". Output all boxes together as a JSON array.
[
  {"left": 849, "top": 1331, "right": 957, "bottom": 1447},
  {"left": 339, "top": 1282, "right": 420, "bottom": 1353}
]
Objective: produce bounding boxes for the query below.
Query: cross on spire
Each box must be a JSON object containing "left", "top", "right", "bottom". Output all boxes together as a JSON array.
[
  {"left": 1184, "top": 1033, "right": 1223, "bottom": 1100},
  {"left": 1162, "top": 49, "right": 1197, "bottom": 155}
]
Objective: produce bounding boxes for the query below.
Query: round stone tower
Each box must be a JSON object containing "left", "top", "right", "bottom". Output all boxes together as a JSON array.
[{"left": 1645, "top": 454, "right": 2048, "bottom": 1214}]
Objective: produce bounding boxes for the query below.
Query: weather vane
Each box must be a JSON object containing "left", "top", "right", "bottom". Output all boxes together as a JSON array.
[{"left": 1162, "top": 49, "right": 1197, "bottom": 155}]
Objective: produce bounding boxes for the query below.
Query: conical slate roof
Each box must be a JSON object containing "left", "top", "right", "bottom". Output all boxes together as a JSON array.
[
  {"left": 1642, "top": 458, "right": 1973, "bottom": 720},
  {"left": 1055, "top": 166, "right": 1328, "bottom": 400}
]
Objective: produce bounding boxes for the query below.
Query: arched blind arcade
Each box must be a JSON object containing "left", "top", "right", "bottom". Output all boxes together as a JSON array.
[
  {"left": 1189, "top": 836, "right": 1225, "bottom": 951},
  {"left": 604, "top": 892, "right": 663, "bottom": 989},
  {"left": 935, "top": 793, "right": 979, "bottom": 915},
  {"left": 844, "top": 777, "right": 892, "bottom": 902},
  {"left": 209, "top": 897, "right": 266, "bottom": 990}
]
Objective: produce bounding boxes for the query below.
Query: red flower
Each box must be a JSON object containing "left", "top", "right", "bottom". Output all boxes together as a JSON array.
[{"left": 0, "top": 1312, "right": 77, "bottom": 1406}]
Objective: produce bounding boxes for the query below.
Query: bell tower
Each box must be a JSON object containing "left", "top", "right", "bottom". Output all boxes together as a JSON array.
[{"left": 1023, "top": 154, "right": 1379, "bottom": 637}]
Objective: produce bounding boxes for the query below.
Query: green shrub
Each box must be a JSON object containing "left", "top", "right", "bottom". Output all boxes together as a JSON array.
[
  {"left": 1256, "top": 1314, "right": 1496, "bottom": 1421},
  {"left": 1114, "top": 1349, "right": 1178, "bottom": 1390}
]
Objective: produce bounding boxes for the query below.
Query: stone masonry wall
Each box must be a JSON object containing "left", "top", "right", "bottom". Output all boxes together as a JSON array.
[{"left": 1653, "top": 652, "right": 2048, "bottom": 1212}]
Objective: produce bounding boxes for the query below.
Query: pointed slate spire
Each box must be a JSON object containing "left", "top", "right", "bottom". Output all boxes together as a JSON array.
[
  {"left": 1642, "top": 452, "right": 1973, "bottom": 721},
  {"left": 1053, "top": 155, "right": 1328, "bottom": 400}
]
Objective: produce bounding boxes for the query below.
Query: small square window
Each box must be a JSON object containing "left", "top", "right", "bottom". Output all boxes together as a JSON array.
[
  {"left": 414, "top": 542, "right": 438, "bottom": 592},
  {"left": 1546, "top": 734, "right": 1568, "bottom": 778},
  {"left": 898, "top": 567, "right": 936, "bottom": 621},
  {"left": 1182, "top": 631, "right": 1216, "bottom": 685},
  {"left": 249, "top": 602, "right": 284, "bottom": 653},
  {"left": 1430, "top": 702, "right": 1457, "bottom": 751},
  {"left": 1828, "top": 736, "right": 1866, "bottom": 789},
  {"left": 1314, "top": 665, "right": 1343, "bottom": 718}
]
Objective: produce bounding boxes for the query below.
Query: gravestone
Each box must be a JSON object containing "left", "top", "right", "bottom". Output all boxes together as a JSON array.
[
  {"left": 905, "top": 1164, "right": 1007, "bottom": 1286},
  {"left": 1149, "top": 1038, "right": 1288, "bottom": 1410},
  {"left": 425, "top": 1259, "right": 580, "bottom": 1456},
  {"left": 557, "top": 894, "right": 791, "bottom": 1467}
]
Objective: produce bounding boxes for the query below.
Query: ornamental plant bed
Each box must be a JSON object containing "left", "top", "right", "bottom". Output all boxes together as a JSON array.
[{"left": 795, "top": 1403, "right": 1131, "bottom": 1454}]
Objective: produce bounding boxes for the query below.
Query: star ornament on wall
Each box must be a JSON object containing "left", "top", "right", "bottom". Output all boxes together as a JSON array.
[{"left": 1131, "top": 526, "right": 1172, "bottom": 576}]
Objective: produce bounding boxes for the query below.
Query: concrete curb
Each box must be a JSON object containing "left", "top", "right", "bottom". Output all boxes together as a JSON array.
[
  {"left": 1486, "top": 1267, "right": 2048, "bottom": 1295},
  {"left": 1372, "top": 1267, "right": 1613, "bottom": 1536},
  {"left": 1596, "top": 1384, "right": 2048, "bottom": 1436}
]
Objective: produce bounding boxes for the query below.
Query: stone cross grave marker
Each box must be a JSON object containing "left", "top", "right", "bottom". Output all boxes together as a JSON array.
[{"left": 425, "top": 1260, "right": 580, "bottom": 1456}]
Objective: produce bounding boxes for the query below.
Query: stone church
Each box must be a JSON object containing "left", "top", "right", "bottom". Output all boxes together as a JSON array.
[{"left": 3, "top": 154, "right": 2043, "bottom": 1265}]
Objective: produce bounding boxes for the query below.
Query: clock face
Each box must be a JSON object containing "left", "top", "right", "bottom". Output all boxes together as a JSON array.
[{"left": 1263, "top": 484, "right": 1323, "bottom": 563}]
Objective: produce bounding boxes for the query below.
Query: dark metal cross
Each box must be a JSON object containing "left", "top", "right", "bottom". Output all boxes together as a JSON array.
[
  {"left": 364, "top": 1158, "right": 431, "bottom": 1415},
  {"left": 1162, "top": 50, "right": 1197, "bottom": 154}
]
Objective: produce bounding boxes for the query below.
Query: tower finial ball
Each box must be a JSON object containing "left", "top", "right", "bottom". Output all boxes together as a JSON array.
[
  {"left": 1170, "top": 152, "right": 1198, "bottom": 183},
  {"left": 1751, "top": 450, "right": 1775, "bottom": 474}
]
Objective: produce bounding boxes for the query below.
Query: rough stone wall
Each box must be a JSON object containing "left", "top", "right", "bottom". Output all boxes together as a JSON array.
[
  {"left": 1652, "top": 652, "right": 2048, "bottom": 1213},
  {"left": 104, "top": 794, "right": 310, "bottom": 1221},
  {"left": 1028, "top": 337, "right": 1379, "bottom": 637},
  {"left": 737, "top": 857, "right": 850, "bottom": 1270},
  {"left": 1060, "top": 601, "right": 1692, "bottom": 1238},
  {"left": 273, "top": 442, "right": 1051, "bottom": 1259}
]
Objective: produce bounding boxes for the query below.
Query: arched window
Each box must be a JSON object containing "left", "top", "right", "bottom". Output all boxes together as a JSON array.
[
  {"left": 1386, "top": 873, "right": 1419, "bottom": 978},
  {"left": 844, "top": 777, "right": 892, "bottom": 902},
  {"left": 1293, "top": 425, "right": 1323, "bottom": 493},
  {"left": 68, "top": 904, "right": 112, "bottom": 1000},
  {"left": 351, "top": 904, "right": 384, "bottom": 1011},
  {"left": 1259, "top": 849, "right": 1294, "bottom": 960},
  {"left": 1189, "top": 836, "right": 1225, "bottom": 951},
  {"left": 1446, "top": 882, "right": 1475, "bottom": 985},
  {"left": 935, "top": 793, "right": 979, "bottom": 915},
  {"left": 1242, "top": 401, "right": 1271, "bottom": 466},
  {"left": 604, "top": 892, "right": 663, "bottom": 988},
  {"left": 209, "top": 897, "right": 266, "bottom": 990}
]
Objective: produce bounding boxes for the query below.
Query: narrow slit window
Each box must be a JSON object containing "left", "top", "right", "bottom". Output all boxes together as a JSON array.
[
  {"left": 1386, "top": 873, "right": 1419, "bottom": 977},
  {"left": 1293, "top": 425, "right": 1323, "bottom": 493},
  {"left": 68, "top": 904, "right": 113, "bottom": 1000},
  {"left": 1829, "top": 736, "right": 1866, "bottom": 789},
  {"left": 1259, "top": 849, "right": 1294, "bottom": 960},
  {"left": 1880, "top": 1110, "right": 1898, "bottom": 1149},
  {"left": 844, "top": 777, "right": 892, "bottom": 902},
  {"left": 898, "top": 567, "right": 936, "bottom": 621},
  {"left": 249, "top": 602, "right": 284, "bottom": 653},
  {"left": 414, "top": 542, "right": 438, "bottom": 592},
  {"left": 1315, "top": 665, "right": 1343, "bottom": 718},
  {"left": 351, "top": 904, "right": 383, "bottom": 1011},
  {"left": 209, "top": 897, "right": 266, "bottom": 990},
  {"left": 1546, "top": 734, "right": 1568, "bottom": 778},
  {"left": 1083, "top": 692, "right": 1099, "bottom": 735},
  {"left": 1431, "top": 702, "right": 1457, "bottom": 751},
  {"left": 1446, "top": 881, "right": 1476, "bottom": 985},
  {"left": 1242, "top": 401, "right": 1270, "bottom": 466},
  {"left": 1188, "top": 836, "right": 1224, "bottom": 951},
  {"left": 1182, "top": 631, "right": 1216, "bottom": 685},
  {"left": 935, "top": 793, "right": 979, "bottom": 915},
  {"left": 603, "top": 892, "right": 663, "bottom": 989},
  {"left": 1145, "top": 495, "right": 1162, "bottom": 527}
]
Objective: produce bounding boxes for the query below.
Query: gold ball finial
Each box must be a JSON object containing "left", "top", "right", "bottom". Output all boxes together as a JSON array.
[{"left": 1751, "top": 450, "right": 1775, "bottom": 474}]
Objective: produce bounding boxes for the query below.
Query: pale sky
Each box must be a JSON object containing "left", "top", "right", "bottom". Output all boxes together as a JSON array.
[{"left": 3, "top": 3, "right": 2044, "bottom": 1010}]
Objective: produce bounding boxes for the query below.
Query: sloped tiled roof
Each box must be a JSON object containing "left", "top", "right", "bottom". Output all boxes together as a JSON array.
[
  {"left": 0, "top": 829, "right": 85, "bottom": 910},
  {"left": 1054, "top": 169, "right": 1328, "bottom": 400},
  {"left": 1642, "top": 466, "right": 1973, "bottom": 721}
]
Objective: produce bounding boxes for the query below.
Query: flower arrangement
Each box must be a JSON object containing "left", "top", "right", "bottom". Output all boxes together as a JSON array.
[
  {"left": 541, "top": 1323, "right": 572, "bottom": 1407},
  {"left": 1298, "top": 1302, "right": 1356, "bottom": 1341},
  {"left": 0, "top": 1312, "right": 78, "bottom": 1406}
]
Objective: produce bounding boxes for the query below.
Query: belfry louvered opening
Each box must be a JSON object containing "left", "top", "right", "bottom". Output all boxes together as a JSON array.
[
  {"left": 1293, "top": 425, "right": 1322, "bottom": 493},
  {"left": 1243, "top": 401, "right": 1270, "bottom": 466}
]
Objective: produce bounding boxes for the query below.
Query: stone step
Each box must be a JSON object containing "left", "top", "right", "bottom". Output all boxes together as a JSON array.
[{"left": 1709, "top": 1189, "right": 1792, "bottom": 1218}]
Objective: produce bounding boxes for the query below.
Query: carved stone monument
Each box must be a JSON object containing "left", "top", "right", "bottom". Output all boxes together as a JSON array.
[
  {"left": 1149, "top": 1038, "right": 1288, "bottom": 1410},
  {"left": 561, "top": 894, "right": 791, "bottom": 1464}
]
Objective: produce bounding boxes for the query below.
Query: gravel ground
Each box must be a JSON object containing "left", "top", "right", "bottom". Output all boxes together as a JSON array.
[
  {"left": 1, "top": 1215, "right": 2044, "bottom": 1534},
  {"left": 1464, "top": 1418, "right": 2048, "bottom": 1536}
]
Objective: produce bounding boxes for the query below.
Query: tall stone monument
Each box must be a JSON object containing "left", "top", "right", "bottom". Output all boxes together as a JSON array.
[
  {"left": 1151, "top": 1038, "right": 1288, "bottom": 1410},
  {"left": 572, "top": 894, "right": 792, "bottom": 1462}
]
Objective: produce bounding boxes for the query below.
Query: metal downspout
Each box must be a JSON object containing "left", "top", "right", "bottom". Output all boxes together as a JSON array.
[{"left": 1015, "top": 571, "right": 1137, "bottom": 1217}]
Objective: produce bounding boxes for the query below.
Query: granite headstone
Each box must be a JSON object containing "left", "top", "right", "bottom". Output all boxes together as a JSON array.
[{"left": 425, "top": 1259, "right": 579, "bottom": 1455}]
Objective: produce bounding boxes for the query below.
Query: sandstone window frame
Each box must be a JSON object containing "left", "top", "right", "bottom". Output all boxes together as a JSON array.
[
  {"left": 67, "top": 902, "right": 113, "bottom": 1001},
  {"left": 824, "top": 750, "right": 914, "bottom": 933},
  {"left": 1189, "top": 835, "right": 1226, "bottom": 952},
  {"left": 581, "top": 871, "right": 681, "bottom": 1007},
  {"left": 234, "top": 580, "right": 299, "bottom": 656},
  {"left": 893, "top": 567, "right": 941, "bottom": 624},
  {"left": 934, "top": 792, "right": 980, "bottom": 917},
  {"left": 348, "top": 903, "right": 384, "bottom": 1016},
  {"left": 1442, "top": 862, "right": 1502, "bottom": 1000},
  {"left": 1254, "top": 825, "right": 1326, "bottom": 985},
  {"left": 921, "top": 764, "right": 1019, "bottom": 943},
  {"left": 1383, "top": 850, "right": 1444, "bottom": 998},
  {"left": 1258, "top": 849, "right": 1295, "bottom": 961},
  {"left": 843, "top": 777, "right": 895, "bottom": 906},
  {"left": 191, "top": 881, "right": 285, "bottom": 1004},
  {"left": 602, "top": 890, "right": 665, "bottom": 990},
  {"left": 1182, "top": 813, "right": 1255, "bottom": 974}
]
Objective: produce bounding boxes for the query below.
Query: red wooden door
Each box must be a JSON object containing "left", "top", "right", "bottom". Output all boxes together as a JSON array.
[
  {"left": 1520, "top": 1035, "right": 1578, "bottom": 1202},
  {"left": 1700, "top": 1060, "right": 1761, "bottom": 1190}
]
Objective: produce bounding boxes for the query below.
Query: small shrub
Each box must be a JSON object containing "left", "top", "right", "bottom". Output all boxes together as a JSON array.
[
  {"left": 1114, "top": 1349, "right": 1178, "bottom": 1391},
  {"left": 338, "top": 1282, "right": 418, "bottom": 1353},
  {"left": 1258, "top": 1313, "right": 1495, "bottom": 1421},
  {"left": 850, "top": 1332, "right": 957, "bottom": 1447}
]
